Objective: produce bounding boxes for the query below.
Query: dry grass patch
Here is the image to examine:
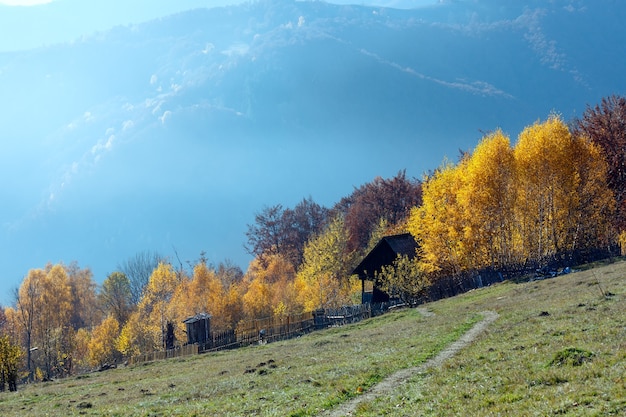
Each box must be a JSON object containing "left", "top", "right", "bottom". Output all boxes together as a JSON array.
[
  {"left": 2, "top": 260, "right": 623, "bottom": 416},
  {"left": 0, "top": 305, "right": 475, "bottom": 416},
  {"left": 353, "top": 260, "right": 626, "bottom": 416}
]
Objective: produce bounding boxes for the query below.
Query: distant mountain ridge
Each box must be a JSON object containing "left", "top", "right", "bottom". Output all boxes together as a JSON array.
[{"left": 1, "top": 0, "right": 625, "bottom": 301}]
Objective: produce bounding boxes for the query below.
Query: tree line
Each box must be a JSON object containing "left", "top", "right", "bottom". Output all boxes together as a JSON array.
[{"left": 1, "top": 96, "right": 625, "bottom": 388}]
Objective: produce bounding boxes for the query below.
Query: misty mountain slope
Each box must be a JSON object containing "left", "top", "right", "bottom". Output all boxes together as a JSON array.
[
  {"left": 0, "top": 0, "right": 624, "bottom": 298},
  {"left": 2, "top": 1, "right": 613, "bottom": 147}
]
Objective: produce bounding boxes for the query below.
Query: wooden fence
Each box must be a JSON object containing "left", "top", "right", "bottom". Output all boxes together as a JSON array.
[
  {"left": 129, "top": 343, "right": 198, "bottom": 365},
  {"left": 312, "top": 304, "right": 372, "bottom": 329},
  {"left": 234, "top": 311, "right": 315, "bottom": 348},
  {"left": 130, "top": 301, "right": 405, "bottom": 365},
  {"left": 188, "top": 329, "right": 239, "bottom": 352}
]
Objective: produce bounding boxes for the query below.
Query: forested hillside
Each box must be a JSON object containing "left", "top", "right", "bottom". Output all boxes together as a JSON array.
[
  {"left": 1, "top": 0, "right": 626, "bottom": 388},
  {"left": 2, "top": 0, "right": 625, "bottom": 296},
  {"left": 1, "top": 95, "right": 625, "bottom": 387}
]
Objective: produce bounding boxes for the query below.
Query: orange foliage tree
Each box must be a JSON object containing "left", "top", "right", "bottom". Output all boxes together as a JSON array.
[{"left": 241, "top": 254, "right": 298, "bottom": 319}]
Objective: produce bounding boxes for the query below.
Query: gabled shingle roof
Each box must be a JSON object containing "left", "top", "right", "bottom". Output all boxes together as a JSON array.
[
  {"left": 383, "top": 233, "right": 419, "bottom": 257},
  {"left": 182, "top": 312, "right": 211, "bottom": 324},
  {"left": 352, "top": 233, "right": 418, "bottom": 281}
]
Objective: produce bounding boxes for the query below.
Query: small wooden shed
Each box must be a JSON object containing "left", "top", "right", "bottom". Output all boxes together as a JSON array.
[
  {"left": 183, "top": 313, "right": 211, "bottom": 345},
  {"left": 352, "top": 233, "right": 419, "bottom": 304}
]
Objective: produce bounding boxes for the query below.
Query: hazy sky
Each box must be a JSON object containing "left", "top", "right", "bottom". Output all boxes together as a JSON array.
[
  {"left": 0, "top": 0, "right": 244, "bottom": 51},
  {"left": 0, "top": 0, "right": 52, "bottom": 4},
  {"left": 0, "top": 0, "right": 438, "bottom": 51}
]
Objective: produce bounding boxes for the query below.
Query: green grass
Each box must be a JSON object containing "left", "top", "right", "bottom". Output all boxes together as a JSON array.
[
  {"left": 354, "top": 260, "right": 626, "bottom": 416},
  {"left": 0, "top": 260, "right": 624, "bottom": 416}
]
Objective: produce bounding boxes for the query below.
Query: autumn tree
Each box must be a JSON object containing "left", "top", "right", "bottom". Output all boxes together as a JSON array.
[
  {"left": 168, "top": 261, "right": 232, "bottom": 335},
  {"left": 245, "top": 199, "right": 329, "bottom": 270},
  {"left": 186, "top": 262, "right": 223, "bottom": 318},
  {"left": 176, "top": 258, "right": 245, "bottom": 333},
  {"left": 88, "top": 316, "right": 121, "bottom": 367},
  {"left": 263, "top": 254, "right": 299, "bottom": 316},
  {"left": 281, "top": 197, "right": 329, "bottom": 267},
  {"left": 133, "top": 262, "right": 179, "bottom": 351},
  {"left": 118, "top": 270, "right": 169, "bottom": 357},
  {"left": 409, "top": 115, "right": 615, "bottom": 278},
  {"left": 375, "top": 255, "right": 429, "bottom": 305},
  {"left": 15, "top": 268, "right": 45, "bottom": 379},
  {"left": 567, "top": 131, "right": 616, "bottom": 253},
  {"left": 100, "top": 272, "right": 133, "bottom": 325},
  {"left": 338, "top": 170, "right": 422, "bottom": 254},
  {"left": 211, "top": 260, "right": 245, "bottom": 329},
  {"left": 66, "top": 262, "right": 100, "bottom": 330},
  {"left": 215, "top": 259, "right": 244, "bottom": 288},
  {"left": 0, "top": 306, "right": 24, "bottom": 392},
  {"left": 1, "top": 308, "right": 20, "bottom": 358},
  {"left": 514, "top": 115, "right": 614, "bottom": 266},
  {"left": 245, "top": 205, "right": 286, "bottom": 265},
  {"left": 408, "top": 160, "right": 467, "bottom": 277},
  {"left": 0, "top": 335, "right": 22, "bottom": 392},
  {"left": 36, "top": 264, "right": 73, "bottom": 378},
  {"left": 241, "top": 254, "right": 298, "bottom": 319},
  {"left": 118, "top": 251, "right": 164, "bottom": 305},
  {"left": 0, "top": 308, "right": 6, "bottom": 333},
  {"left": 223, "top": 284, "right": 246, "bottom": 330},
  {"left": 14, "top": 264, "right": 74, "bottom": 380},
  {"left": 117, "top": 258, "right": 241, "bottom": 354},
  {"left": 457, "top": 130, "right": 517, "bottom": 270},
  {"left": 73, "top": 328, "right": 91, "bottom": 371},
  {"left": 117, "top": 310, "right": 152, "bottom": 357},
  {"left": 620, "top": 231, "right": 626, "bottom": 256},
  {"left": 242, "top": 261, "right": 273, "bottom": 319},
  {"left": 574, "top": 95, "right": 626, "bottom": 231},
  {"left": 294, "top": 215, "right": 360, "bottom": 311}
]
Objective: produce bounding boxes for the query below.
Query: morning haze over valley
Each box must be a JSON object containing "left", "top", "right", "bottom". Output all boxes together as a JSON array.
[{"left": 0, "top": 2, "right": 624, "bottom": 414}]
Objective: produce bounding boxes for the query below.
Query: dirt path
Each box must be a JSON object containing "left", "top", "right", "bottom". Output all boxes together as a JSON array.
[{"left": 321, "top": 310, "right": 499, "bottom": 417}]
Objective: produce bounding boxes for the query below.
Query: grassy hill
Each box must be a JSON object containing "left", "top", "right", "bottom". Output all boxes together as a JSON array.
[{"left": 1, "top": 260, "right": 624, "bottom": 416}]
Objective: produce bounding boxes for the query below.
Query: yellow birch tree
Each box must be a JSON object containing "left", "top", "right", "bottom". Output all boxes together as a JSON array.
[
  {"left": 137, "top": 262, "right": 179, "bottom": 351},
  {"left": 568, "top": 135, "right": 615, "bottom": 252},
  {"left": 294, "top": 216, "right": 359, "bottom": 311},
  {"left": 88, "top": 315, "right": 121, "bottom": 367},
  {"left": 513, "top": 115, "right": 614, "bottom": 265},
  {"left": 36, "top": 264, "right": 73, "bottom": 378},
  {"left": 241, "top": 258, "right": 270, "bottom": 319},
  {"left": 407, "top": 160, "right": 468, "bottom": 277},
  {"left": 15, "top": 268, "right": 44, "bottom": 379},
  {"left": 457, "top": 130, "right": 517, "bottom": 269}
]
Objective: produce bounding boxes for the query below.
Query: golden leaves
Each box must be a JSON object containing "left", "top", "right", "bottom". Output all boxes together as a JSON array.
[{"left": 409, "top": 115, "right": 615, "bottom": 277}]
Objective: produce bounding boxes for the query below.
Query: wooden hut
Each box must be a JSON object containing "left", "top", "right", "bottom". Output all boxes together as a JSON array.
[
  {"left": 352, "top": 233, "right": 419, "bottom": 303},
  {"left": 183, "top": 313, "right": 211, "bottom": 345}
]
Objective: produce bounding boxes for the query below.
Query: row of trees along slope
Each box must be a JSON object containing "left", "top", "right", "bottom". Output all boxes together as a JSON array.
[
  {"left": 408, "top": 115, "right": 614, "bottom": 282},
  {"left": 2, "top": 96, "right": 626, "bottom": 385}
]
